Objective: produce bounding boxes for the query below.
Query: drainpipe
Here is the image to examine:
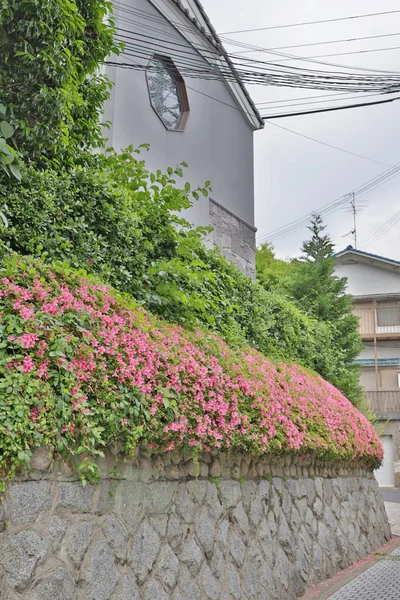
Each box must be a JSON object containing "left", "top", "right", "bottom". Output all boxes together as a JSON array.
[{"left": 373, "top": 300, "right": 379, "bottom": 388}]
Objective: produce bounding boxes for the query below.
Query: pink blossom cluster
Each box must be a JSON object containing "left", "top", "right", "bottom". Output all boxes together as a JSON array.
[{"left": 0, "top": 257, "right": 383, "bottom": 466}]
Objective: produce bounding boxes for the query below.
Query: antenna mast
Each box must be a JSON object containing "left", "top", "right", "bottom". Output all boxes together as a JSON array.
[{"left": 350, "top": 192, "right": 357, "bottom": 248}]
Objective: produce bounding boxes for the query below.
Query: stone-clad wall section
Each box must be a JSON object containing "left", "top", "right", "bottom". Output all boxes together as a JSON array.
[
  {"left": 209, "top": 199, "right": 256, "bottom": 280},
  {"left": 0, "top": 452, "right": 390, "bottom": 600}
]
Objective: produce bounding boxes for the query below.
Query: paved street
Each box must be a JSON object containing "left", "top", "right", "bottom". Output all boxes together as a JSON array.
[
  {"left": 381, "top": 488, "right": 400, "bottom": 504},
  {"left": 299, "top": 498, "right": 400, "bottom": 599},
  {"left": 328, "top": 548, "right": 400, "bottom": 599}
]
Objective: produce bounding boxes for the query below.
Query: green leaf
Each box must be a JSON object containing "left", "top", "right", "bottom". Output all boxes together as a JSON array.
[
  {"left": 9, "top": 163, "right": 21, "bottom": 181},
  {"left": 0, "top": 211, "right": 8, "bottom": 228},
  {"left": 1, "top": 121, "right": 14, "bottom": 140}
]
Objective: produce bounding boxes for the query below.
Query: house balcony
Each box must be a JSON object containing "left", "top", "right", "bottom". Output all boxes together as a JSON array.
[
  {"left": 365, "top": 389, "right": 400, "bottom": 416},
  {"left": 353, "top": 305, "right": 400, "bottom": 340}
]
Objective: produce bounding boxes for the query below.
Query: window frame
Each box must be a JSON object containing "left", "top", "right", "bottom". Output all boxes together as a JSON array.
[
  {"left": 377, "top": 301, "right": 400, "bottom": 327},
  {"left": 145, "top": 54, "right": 190, "bottom": 132}
]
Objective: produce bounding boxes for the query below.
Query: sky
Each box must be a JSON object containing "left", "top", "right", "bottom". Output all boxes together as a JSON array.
[{"left": 202, "top": 0, "right": 400, "bottom": 260}]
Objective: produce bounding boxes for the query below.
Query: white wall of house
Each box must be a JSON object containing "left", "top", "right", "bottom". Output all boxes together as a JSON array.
[
  {"left": 104, "top": 0, "right": 257, "bottom": 231},
  {"left": 335, "top": 261, "right": 400, "bottom": 297},
  {"left": 359, "top": 342, "right": 400, "bottom": 361}
]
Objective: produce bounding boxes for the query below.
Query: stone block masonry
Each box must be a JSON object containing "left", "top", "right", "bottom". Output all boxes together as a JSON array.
[
  {"left": 209, "top": 199, "right": 256, "bottom": 280},
  {"left": 0, "top": 451, "right": 390, "bottom": 600}
]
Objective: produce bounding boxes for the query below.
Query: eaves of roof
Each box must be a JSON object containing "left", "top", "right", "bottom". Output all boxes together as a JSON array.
[
  {"left": 169, "top": 0, "right": 265, "bottom": 129},
  {"left": 334, "top": 246, "right": 400, "bottom": 269}
]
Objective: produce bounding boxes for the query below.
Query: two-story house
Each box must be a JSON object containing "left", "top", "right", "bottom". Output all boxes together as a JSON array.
[
  {"left": 335, "top": 246, "right": 400, "bottom": 487},
  {"left": 104, "top": 0, "right": 264, "bottom": 278}
]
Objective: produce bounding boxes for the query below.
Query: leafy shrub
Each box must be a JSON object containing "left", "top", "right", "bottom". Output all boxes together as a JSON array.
[
  {"left": 0, "top": 104, "right": 21, "bottom": 182},
  {"left": 0, "top": 0, "right": 119, "bottom": 158},
  {"left": 0, "top": 150, "right": 359, "bottom": 403},
  {"left": 0, "top": 254, "right": 382, "bottom": 482}
]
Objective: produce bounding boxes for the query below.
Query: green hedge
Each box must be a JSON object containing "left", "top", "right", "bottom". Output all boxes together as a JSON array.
[{"left": 0, "top": 150, "right": 361, "bottom": 404}]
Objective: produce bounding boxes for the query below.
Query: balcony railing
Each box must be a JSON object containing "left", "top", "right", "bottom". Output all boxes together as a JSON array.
[
  {"left": 353, "top": 305, "right": 400, "bottom": 337},
  {"left": 365, "top": 389, "right": 400, "bottom": 413}
]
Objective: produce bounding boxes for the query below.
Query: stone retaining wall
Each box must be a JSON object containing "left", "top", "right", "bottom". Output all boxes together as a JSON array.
[
  {"left": 0, "top": 450, "right": 390, "bottom": 600},
  {"left": 209, "top": 199, "right": 256, "bottom": 280}
]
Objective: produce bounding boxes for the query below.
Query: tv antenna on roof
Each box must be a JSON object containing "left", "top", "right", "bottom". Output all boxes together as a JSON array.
[
  {"left": 341, "top": 193, "right": 358, "bottom": 248},
  {"left": 350, "top": 192, "right": 357, "bottom": 249}
]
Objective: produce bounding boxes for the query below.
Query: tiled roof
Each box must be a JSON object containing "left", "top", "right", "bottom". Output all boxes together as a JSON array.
[{"left": 335, "top": 246, "right": 400, "bottom": 267}]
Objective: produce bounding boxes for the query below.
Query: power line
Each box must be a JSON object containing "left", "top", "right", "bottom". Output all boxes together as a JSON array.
[
  {"left": 228, "top": 39, "right": 400, "bottom": 74},
  {"left": 218, "top": 9, "right": 400, "bottom": 36},
  {"left": 263, "top": 95, "right": 400, "bottom": 119},
  {"left": 264, "top": 31, "right": 400, "bottom": 52},
  {"left": 255, "top": 91, "right": 359, "bottom": 106},
  {"left": 258, "top": 163, "right": 400, "bottom": 244},
  {"left": 263, "top": 166, "right": 400, "bottom": 243},
  {"left": 114, "top": 15, "right": 400, "bottom": 78},
  {"left": 108, "top": 56, "right": 400, "bottom": 133},
  {"left": 265, "top": 44, "right": 400, "bottom": 63},
  {"left": 114, "top": 55, "right": 400, "bottom": 117},
  {"left": 258, "top": 91, "right": 392, "bottom": 112},
  {"left": 362, "top": 209, "right": 400, "bottom": 249},
  {"left": 114, "top": 2, "right": 400, "bottom": 76},
  {"left": 266, "top": 121, "right": 392, "bottom": 166},
  {"left": 115, "top": 26, "right": 400, "bottom": 79},
  {"left": 113, "top": 31, "right": 400, "bottom": 94}
]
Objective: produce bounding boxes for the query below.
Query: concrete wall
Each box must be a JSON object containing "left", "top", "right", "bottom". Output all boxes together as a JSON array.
[
  {"left": 0, "top": 449, "right": 390, "bottom": 600},
  {"left": 105, "top": 0, "right": 256, "bottom": 234},
  {"left": 335, "top": 261, "right": 400, "bottom": 297}
]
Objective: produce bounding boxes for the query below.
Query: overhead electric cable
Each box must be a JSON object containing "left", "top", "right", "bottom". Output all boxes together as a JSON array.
[
  {"left": 362, "top": 209, "right": 400, "bottom": 249},
  {"left": 218, "top": 9, "right": 400, "bottom": 35},
  {"left": 257, "top": 92, "right": 393, "bottom": 112},
  {"left": 268, "top": 45, "right": 400, "bottom": 62},
  {"left": 257, "top": 163, "right": 400, "bottom": 244},
  {"left": 114, "top": 33, "right": 400, "bottom": 95},
  {"left": 114, "top": 3, "right": 400, "bottom": 75},
  {"left": 263, "top": 95, "right": 400, "bottom": 119},
  {"left": 262, "top": 166, "right": 400, "bottom": 242},
  {"left": 261, "top": 31, "right": 400, "bottom": 52},
  {"left": 255, "top": 91, "right": 377, "bottom": 107},
  {"left": 265, "top": 121, "right": 392, "bottom": 166}
]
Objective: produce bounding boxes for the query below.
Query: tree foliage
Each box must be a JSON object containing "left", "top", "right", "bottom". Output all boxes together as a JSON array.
[
  {"left": 0, "top": 0, "right": 119, "bottom": 159},
  {"left": 0, "top": 153, "right": 361, "bottom": 403},
  {"left": 0, "top": 1, "right": 363, "bottom": 408},
  {"left": 256, "top": 215, "right": 362, "bottom": 404},
  {"left": 256, "top": 243, "right": 293, "bottom": 291}
]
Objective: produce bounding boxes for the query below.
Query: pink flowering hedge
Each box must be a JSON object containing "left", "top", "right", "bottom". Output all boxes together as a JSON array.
[{"left": 0, "top": 255, "right": 382, "bottom": 480}]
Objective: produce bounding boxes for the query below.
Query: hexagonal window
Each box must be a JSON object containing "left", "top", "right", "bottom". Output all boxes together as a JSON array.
[{"left": 146, "top": 55, "right": 189, "bottom": 131}]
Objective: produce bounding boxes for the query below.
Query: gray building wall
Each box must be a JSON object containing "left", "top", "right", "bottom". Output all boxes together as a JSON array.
[{"left": 104, "top": 0, "right": 257, "bottom": 274}]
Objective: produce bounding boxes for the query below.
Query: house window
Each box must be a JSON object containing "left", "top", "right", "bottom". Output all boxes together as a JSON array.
[
  {"left": 377, "top": 302, "right": 400, "bottom": 326},
  {"left": 146, "top": 55, "right": 189, "bottom": 131}
]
